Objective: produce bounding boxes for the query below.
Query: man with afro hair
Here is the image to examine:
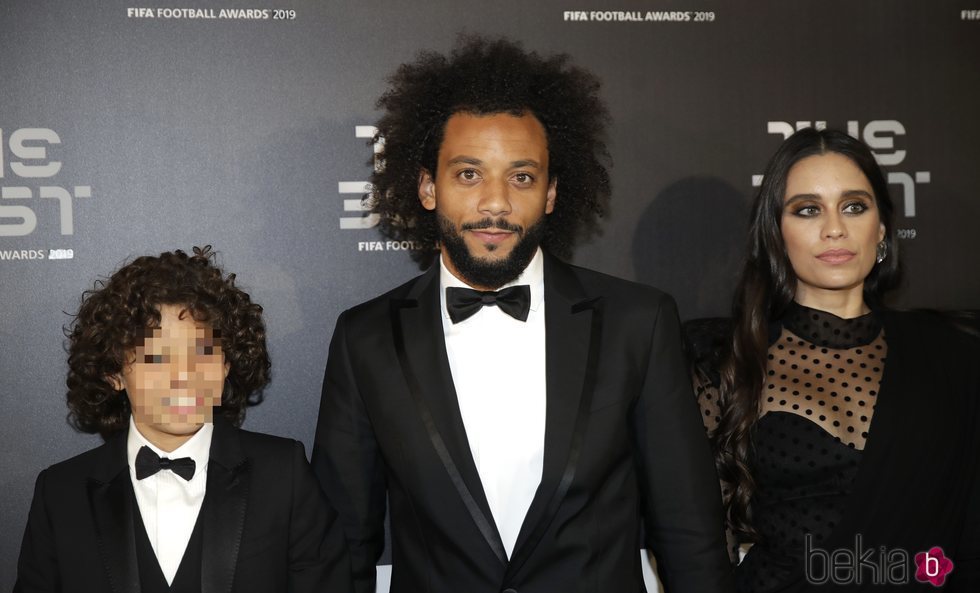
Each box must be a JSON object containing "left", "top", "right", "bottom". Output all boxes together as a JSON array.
[{"left": 313, "top": 36, "right": 733, "bottom": 593}]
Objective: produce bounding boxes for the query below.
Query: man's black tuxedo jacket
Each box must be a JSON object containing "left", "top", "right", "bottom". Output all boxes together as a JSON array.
[
  {"left": 312, "top": 253, "right": 733, "bottom": 593},
  {"left": 15, "top": 417, "right": 352, "bottom": 593}
]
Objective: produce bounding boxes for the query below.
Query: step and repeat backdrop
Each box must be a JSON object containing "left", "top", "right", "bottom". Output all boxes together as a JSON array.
[{"left": 2, "top": 1, "right": 978, "bottom": 589}]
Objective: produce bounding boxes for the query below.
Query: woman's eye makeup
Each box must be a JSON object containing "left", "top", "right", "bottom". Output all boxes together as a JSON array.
[
  {"left": 842, "top": 200, "right": 870, "bottom": 214},
  {"left": 786, "top": 197, "right": 874, "bottom": 217},
  {"left": 789, "top": 203, "right": 820, "bottom": 217}
]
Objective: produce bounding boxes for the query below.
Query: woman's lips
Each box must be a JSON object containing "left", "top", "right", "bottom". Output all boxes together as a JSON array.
[{"left": 816, "top": 249, "right": 856, "bottom": 264}]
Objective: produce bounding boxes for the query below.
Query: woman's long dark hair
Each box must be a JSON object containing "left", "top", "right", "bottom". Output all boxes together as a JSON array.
[{"left": 715, "top": 128, "right": 901, "bottom": 540}]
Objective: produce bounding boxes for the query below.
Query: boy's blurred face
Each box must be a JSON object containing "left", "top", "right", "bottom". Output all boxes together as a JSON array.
[{"left": 113, "top": 304, "right": 229, "bottom": 451}]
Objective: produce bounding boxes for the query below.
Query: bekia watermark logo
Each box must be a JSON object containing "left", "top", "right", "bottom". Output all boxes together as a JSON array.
[
  {"left": 1, "top": 127, "right": 91, "bottom": 261},
  {"left": 914, "top": 547, "right": 954, "bottom": 587},
  {"left": 806, "top": 534, "right": 953, "bottom": 587}
]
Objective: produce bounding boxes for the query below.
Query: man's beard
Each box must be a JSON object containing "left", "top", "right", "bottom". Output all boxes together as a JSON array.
[{"left": 438, "top": 214, "right": 546, "bottom": 289}]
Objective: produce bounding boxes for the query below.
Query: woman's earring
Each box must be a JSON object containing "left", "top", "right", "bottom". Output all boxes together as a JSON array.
[{"left": 876, "top": 240, "right": 888, "bottom": 264}]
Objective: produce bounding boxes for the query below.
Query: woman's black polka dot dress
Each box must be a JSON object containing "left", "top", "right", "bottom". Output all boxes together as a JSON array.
[{"left": 696, "top": 301, "right": 887, "bottom": 593}]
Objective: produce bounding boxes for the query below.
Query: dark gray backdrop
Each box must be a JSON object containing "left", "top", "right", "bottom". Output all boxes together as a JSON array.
[{"left": 2, "top": 1, "right": 978, "bottom": 590}]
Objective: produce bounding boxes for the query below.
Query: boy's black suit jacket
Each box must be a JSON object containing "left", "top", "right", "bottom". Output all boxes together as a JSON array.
[{"left": 15, "top": 417, "right": 352, "bottom": 593}]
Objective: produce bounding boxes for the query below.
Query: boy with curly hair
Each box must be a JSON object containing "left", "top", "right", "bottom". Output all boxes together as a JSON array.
[{"left": 16, "top": 247, "right": 350, "bottom": 593}]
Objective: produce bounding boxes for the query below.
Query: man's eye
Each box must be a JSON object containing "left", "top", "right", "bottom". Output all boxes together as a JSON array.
[
  {"left": 513, "top": 173, "right": 534, "bottom": 184},
  {"left": 143, "top": 354, "right": 165, "bottom": 364},
  {"left": 196, "top": 345, "right": 216, "bottom": 356},
  {"left": 458, "top": 169, "right": 479, "bottom": 181}
]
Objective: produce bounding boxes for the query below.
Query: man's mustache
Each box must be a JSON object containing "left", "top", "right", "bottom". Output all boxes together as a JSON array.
[{"left": 460, "top": 218, "right": 524, "bottom": 233}]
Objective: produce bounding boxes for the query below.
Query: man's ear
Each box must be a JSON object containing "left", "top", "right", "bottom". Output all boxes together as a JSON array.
[
  {"left": 419, "top": 169, "right": 436, "bottom": 211},
  {"left": 545, "top": 177, "right": 557, "bottom": 214}
]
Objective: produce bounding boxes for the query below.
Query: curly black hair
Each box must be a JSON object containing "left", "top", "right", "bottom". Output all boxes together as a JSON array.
[
  {"left": 370, "top": 35, "right": 612, "bottom": 266},
  {"left": 66, "top": 246, "right": 270, "bottom": 439}
]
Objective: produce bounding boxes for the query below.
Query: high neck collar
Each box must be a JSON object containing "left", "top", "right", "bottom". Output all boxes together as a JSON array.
[{"left": 780, "top": 300, "right": 882, "bottom": 348}]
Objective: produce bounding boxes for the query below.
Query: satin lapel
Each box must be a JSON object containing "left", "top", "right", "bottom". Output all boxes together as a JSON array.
[
  {"left": 201, "top": 418, "right": 249, "bottom": 593},
  {"left": 390, "top": 265, "right": 507, "bottom": 565},
  {"left": 507, "top": 255, "right": 602, "bottom": 579},
  {"left": 88, "top": 433, "right": 141, "bottom": 593}
]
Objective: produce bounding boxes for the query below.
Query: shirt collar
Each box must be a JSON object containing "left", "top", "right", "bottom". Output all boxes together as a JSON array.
[
  {"left": 126, "top": 415, "right": 213, "bottom": 477},
  {"left": 439, "top": 247, "right": 545, "bottom": 320}
]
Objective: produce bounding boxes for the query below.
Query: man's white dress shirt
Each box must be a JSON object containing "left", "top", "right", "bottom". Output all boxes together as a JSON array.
[{"left": 440, "top": 248, "right": 547, "bottom": 558}]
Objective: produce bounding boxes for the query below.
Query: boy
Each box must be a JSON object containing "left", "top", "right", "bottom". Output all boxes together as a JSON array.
[{"left": 16, "top": 246, "right": 351, "bottom": 593}]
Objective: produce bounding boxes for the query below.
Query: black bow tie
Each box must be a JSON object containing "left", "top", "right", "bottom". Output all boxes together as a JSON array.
[
  {"left": 446, "top": 285, "right": 531, "bottom": 324},
  {"left": 135, "top": 445, "right": 196, "bottom": 481}
]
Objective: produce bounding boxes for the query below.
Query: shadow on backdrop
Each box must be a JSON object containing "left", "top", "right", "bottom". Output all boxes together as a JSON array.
[{"left": 632, "top": 177, "right": 749, "bottom": 321}]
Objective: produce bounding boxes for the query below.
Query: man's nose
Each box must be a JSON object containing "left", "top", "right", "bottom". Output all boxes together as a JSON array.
[{"left": 477, "top": 178, "right": 512, "bottom": 217}]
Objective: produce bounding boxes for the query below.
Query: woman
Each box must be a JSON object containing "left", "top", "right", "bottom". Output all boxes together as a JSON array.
[{"left": 693, "top": 129, "right": 979, "bottom": 591}]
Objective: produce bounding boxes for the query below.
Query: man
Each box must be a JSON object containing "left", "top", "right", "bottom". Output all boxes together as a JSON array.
[
  {"left": 16, "top": 247, "right": 351, "bottom": 593},
  {"left": 312, "top": 37, "right": 733, "bottom": 593}
]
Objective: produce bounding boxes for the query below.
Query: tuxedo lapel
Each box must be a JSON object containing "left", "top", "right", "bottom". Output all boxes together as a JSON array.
[
  {"left": 507, "top": 254, "right": 602, "bottom": 579},
  {"left": 390, "top": 265, "right": 508, "bottom": 565},
  {"left": 201, "top": 418, "right": 249, "bottom": 593},
  {"left": 88, "top": 434, "right": 141, "bottom": 593}
]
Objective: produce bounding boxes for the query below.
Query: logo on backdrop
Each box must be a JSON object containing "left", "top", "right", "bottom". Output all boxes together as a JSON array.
[
  {"left": 338, "top": 125, "right": 380, "bottom": 232},
  {"left": 0, "top": 128, "right": 90, "bottom": 261},
  {"left": 755, "top": 120, "right": 928, "bottom": 239},
  {"left": 337, "top": 126, "right": 423, "bottom": 253},
  {"left": 561, "top": 10, "right": 716, "bottom": 23}
]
